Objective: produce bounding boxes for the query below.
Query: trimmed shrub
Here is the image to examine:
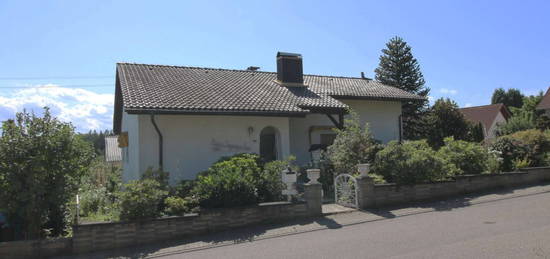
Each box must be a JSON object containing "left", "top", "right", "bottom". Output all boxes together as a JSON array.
[
  {"left": 259, "top": 159, "right": 290, "bottom": 203},
  {"left": 193, "top": 153, "right": 288, "bottom": 208},
  {"left": 118, "top": 179, "right": 168, "bottom": 221},
  {"left": 163, "top": 196, "right": 199, "bottom": 216},
  {"left": 436, "top": 137, "right": 488, "bottom": 175},
  {"left": 193, "top": 154, "right": 260, "bottom": 208},
  {"left": 373, "top": 140, "right": 457, "bottom": 184}
]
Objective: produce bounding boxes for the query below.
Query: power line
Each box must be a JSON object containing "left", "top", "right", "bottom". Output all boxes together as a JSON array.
[
  {"left": 0, "top": 76, "right": 113, "bottom": 80},
  {"left": 0, "top": 84, "right": 114, "bottom": 89}
]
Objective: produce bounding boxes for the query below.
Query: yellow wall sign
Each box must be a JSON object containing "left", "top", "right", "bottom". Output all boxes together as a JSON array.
[{"left": 118, "top": 132, "right": 128, "bottom": 147}]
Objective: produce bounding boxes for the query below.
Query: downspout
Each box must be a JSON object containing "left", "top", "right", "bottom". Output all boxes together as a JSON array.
[{"left": 150, "top": 114, "right": 163, "bottom": 170}]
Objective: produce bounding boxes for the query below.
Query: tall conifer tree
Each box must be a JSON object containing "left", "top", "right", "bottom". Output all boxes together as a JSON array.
[{"left": 375, "top": 37, "right": 430, "bottom": 139}]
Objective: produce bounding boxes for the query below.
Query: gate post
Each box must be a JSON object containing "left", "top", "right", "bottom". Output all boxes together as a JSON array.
[
  {"left": 304, "top": 169, "right": 322, "bottom": 216},
  {"left": 356, "top": 164, "right": 375, "bottom": 209}
]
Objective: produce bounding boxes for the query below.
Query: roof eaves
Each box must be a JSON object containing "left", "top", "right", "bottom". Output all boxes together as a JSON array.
[{"left": 124, "top": 107, "right": 309, "bottom": 117}]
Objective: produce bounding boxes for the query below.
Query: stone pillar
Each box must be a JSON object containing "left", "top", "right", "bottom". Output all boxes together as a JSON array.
[
  {"left": 356, "top": 175, "right": 375, "bottom": 209},
  {"left": 304, "top": 183, "right": 322, "bottom": 216},
  {"left": 356, "top": 163, "right": 374, "bottom": 209}
]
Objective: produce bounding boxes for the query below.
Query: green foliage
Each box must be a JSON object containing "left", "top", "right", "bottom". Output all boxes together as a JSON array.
[
  {"left": 193, "top": 153, "right": 287, "bottom": 208},
  {"left": 374, "top": 36, "right": 430, "bottom": 139},
  {"left": 141, "top": 167, "right": 170, "bottom": 190},
  {"left": 468, "top": 122, "right": 485, "bottom": 143},
  {"left": 326, "top": 110, "right": 382, "bottom": 174},
  {"left": 163, "top": 196, "right": 199, "bottom": 216},
  {"left": 489, "top": 136, "right": 528, "bottom": 172},
  {"left": 486, "top": 149, "right": 503, "bottom": 174},
  {"left": 78, "top": 157, "right": 122, "bottom": 222},
  {"left": 373, "top": 140, "right": 457, "bottom": 184},
  {"left": 489, "top": 129, "right": 550, "bottom": 172},
  {"left": 0, "top": 108, "right": 95, "bottom": 239},
  {"left": 260, "top": 158, "right": 291, "bottom": 202},
  {"left": 497, "top": 91, "right": 544, "bottom": 136},
  {"left": 193, "top": 155, "right": 259, "bottom": 208},
  {"left": 171, "top": 180, "right": 196, "bottom": 198},
  {"left": 422, "top": 98, "right": 472, "bottom": 148},
  {"left": 79, "top": 129, "right": 114, "bottom": 155},
  {"left": 507, "top": 129, "right": 550, "bottom": 167},
  {"left": 497, "top": 112, "right": 536, "bottom": 136},
  {"left": 513, "top": 157, "right": 530, "bottom": 170},
  {"left": 491, "top": 88, "right": 524, "bottom": 109},
  {"left": 118, "top": 179, "right": 168, "bottom": 221},
  {"left": 436, "top": 137, "right": 488, "bottom": 175}
]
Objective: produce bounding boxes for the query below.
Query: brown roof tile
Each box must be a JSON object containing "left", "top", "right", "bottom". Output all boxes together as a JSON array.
[
  {"left": 116, "top": 63, "right": 423, "bottom": 114},
  {"left": 459, "top": 103, "right": 510, "bottom": 132},
  {"left": 536, "top": 87, "right": 550, "bottom": 110}
]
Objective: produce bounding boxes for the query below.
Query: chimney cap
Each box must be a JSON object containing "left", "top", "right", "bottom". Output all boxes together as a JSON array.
[{"left": 277, "top": 52, "right": 302, "bottom": 58}]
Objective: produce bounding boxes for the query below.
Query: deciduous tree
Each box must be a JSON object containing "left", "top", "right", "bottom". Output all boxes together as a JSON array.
[{"left": 0, "top": 108, "right": 94, "bottom": 239}]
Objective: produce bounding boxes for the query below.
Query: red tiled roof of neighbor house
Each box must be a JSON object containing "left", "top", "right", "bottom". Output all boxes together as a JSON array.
[
  {"left": 536, "top": 87, "right": 550, "bottom": 110},
  {"left": 113, "top": 63, "right": 425, "bottom": 133},
  {"left": 459, "top": 103, "right": 511, "bottom": 132}
]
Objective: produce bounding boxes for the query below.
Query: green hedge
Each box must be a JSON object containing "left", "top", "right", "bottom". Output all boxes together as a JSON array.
[{"left": 373, "top": 140, "right": 458, "bottom": 184}]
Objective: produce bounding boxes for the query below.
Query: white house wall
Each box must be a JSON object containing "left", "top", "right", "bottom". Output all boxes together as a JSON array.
[
  {"left": 289, "top": 99, "right": 402, "bottom": 165},
  {"left": 488, "top": 112, "right": 506, "bottom": 139},
  {"left": 121, "top": 111, "right": 140, "bottom": 183},
  {"left": 133, "top": 114, "right": 291, "bottom": 184}
]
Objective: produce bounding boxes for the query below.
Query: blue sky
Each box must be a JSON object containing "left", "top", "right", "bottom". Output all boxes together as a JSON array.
[{"left": 1, "top": 0, "right": 549, "bottom": 132}]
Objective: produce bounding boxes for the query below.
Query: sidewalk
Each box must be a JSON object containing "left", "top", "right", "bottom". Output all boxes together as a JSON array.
[{"left": 61, "top": 183, "right": 550, "bottom": 259}]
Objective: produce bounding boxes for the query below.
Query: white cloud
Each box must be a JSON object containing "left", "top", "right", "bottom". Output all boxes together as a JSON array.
[
  {"left": 0, "top": 84, "right": 114, "bottom": 132},
  {"left": 439, "top": 88, "right": 458, "bottom": 95},
  {"left": 464, "top": 103, "right": 473, "bottom": 107}
]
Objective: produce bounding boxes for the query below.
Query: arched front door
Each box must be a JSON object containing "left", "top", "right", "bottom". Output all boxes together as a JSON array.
[{"left": 259, "top": 126, "right": 279, "bottom": 162}]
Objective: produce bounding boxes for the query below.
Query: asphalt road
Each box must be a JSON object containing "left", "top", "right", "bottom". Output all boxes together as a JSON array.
[{"left": 171, "top": 191, "right": 550, "bottom": 259}]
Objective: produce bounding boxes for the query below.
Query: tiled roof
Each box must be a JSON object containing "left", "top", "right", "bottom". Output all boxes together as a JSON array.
[
  {"left": 116, "top": 63, "right": 424, "bottom": 115},
  {"left": 536, "top": 87, "right": 550, "bottom": 110},
  {"left": 459, "top": 103, "right": 511, "bottom": 133},
  {"left": 104, "top": 136, "right": 122, "bottom": 162}
]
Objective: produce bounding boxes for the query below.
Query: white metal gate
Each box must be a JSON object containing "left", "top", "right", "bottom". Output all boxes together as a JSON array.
[{"left": 334, "top": 174, "right": 358, "bottom": 208}]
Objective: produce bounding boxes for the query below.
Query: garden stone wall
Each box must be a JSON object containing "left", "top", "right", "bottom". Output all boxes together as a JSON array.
[
  {"left": 358, "top": 167, "right": 550, "bottom": 208},
  {"left": 0, "top": 237, "right": 72, "bottom": 259}
]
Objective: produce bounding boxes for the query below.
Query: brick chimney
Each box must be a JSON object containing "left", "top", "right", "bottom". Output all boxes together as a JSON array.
[{"left": 276, "top": 52, "right": 304, "bottom": 87}]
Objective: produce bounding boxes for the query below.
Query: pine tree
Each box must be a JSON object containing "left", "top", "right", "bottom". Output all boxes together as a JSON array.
[{"left": 374, "top": 37, "right": 430, "bottom": 139}]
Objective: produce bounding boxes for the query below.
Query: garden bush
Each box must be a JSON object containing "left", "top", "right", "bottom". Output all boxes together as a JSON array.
[
  {"left": 490, "top": 129, "right": 550, "bottom": 171},
  {"left": 373, "top": 140, "right": 458, "bottom": 184},
  {"left": 163, "top": 196, "right": 199, "bottom": 216},
  {"left": 326, "top": 110, "right": 382, "bottom": 174},
  {"left": 193, "top": 154, "right": 261, "bottom": 208},
  {"left": 193, "top": 153, "right": 287, "bottom": 208},
  {"left": 508, "top": 129, "right": 550, "bottom": 166},
  {"left": 118, "top": 179, "right": 168, "bottom": 221},
  {"left": 436, "top": 137, "right": 488, "bottom": 175}
]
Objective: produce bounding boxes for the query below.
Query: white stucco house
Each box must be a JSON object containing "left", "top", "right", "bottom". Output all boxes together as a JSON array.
[
  {"left": 113, "top": 52, "right": 424, "bottom": 184},
  {"left": 459, "top": 103, "right": 511, "bottom": 140}
]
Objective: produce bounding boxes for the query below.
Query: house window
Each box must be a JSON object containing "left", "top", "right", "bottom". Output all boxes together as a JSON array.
[
  {"left": 320, "top": 134, "right": 336, "bottom": 146},
  {"left": 259, "top": 126, "right": 279, "bottom": 162}
]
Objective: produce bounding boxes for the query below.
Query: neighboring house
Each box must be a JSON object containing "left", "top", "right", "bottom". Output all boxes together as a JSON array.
[
  {"left": 104, "top": 135, "right": 122, "bottom": 168},
  {"left": 113, "top": 52, "right": 424, "bottom": 183},
  {"left": 536, "top": 87, "right": 550, "bottom": 115},
  {"left": 459, "top": 103, "right": 511, "bottom": 140}
]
